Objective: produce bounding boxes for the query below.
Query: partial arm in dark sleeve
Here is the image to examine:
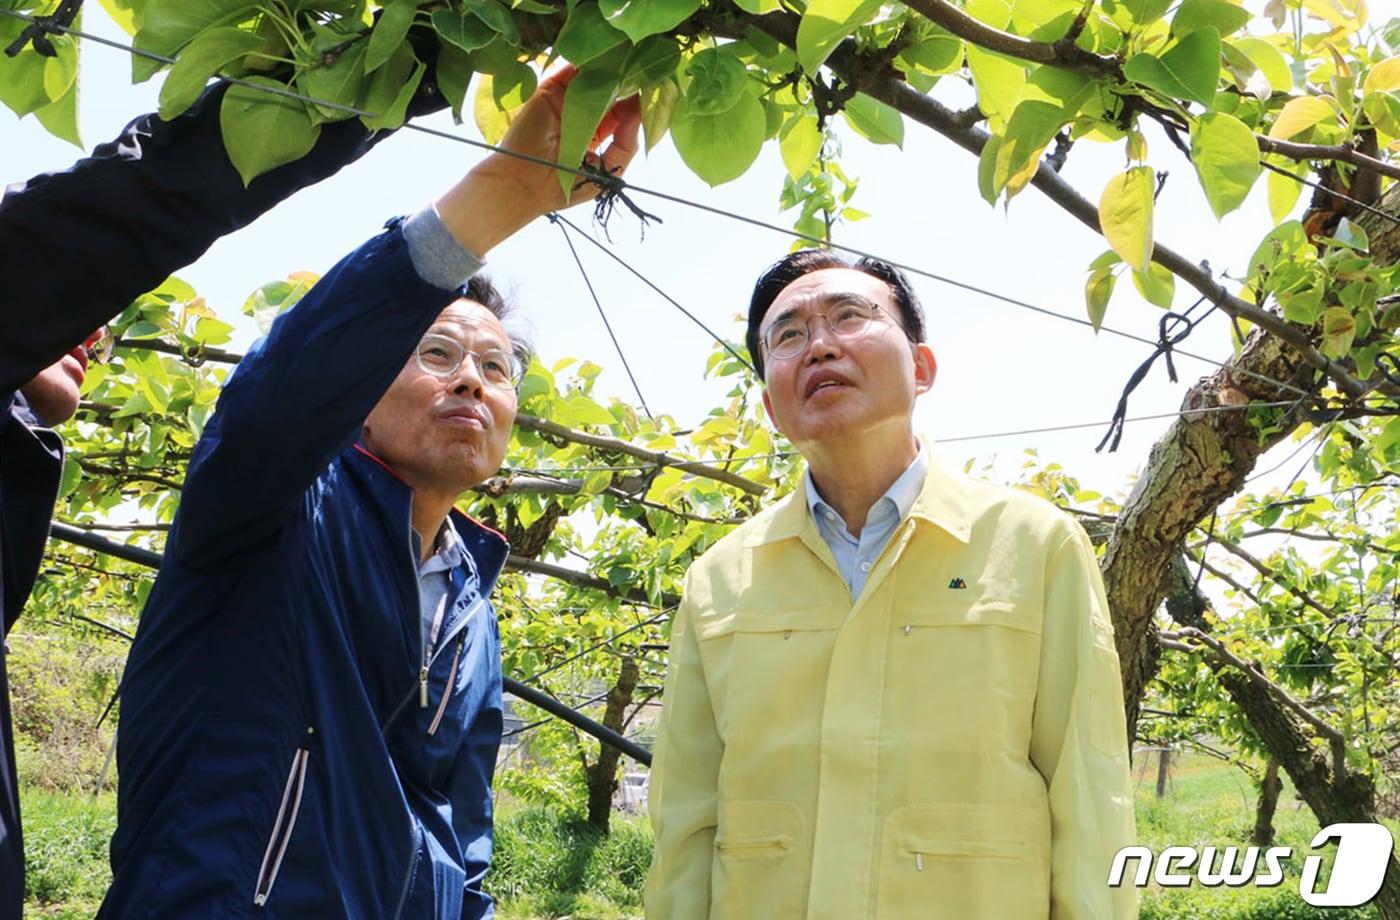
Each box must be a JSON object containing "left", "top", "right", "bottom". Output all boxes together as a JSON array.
[{"left": 0, "top": 78, "right": 443, "bottom": 395}]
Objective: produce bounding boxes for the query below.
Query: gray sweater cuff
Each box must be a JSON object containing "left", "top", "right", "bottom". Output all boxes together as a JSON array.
[{"left": 403, "top": 204, "right": 484, "bottom": 291}]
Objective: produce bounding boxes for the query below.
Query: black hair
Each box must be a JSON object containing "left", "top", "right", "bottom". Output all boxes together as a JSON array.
[
  {"left": 745, "top": 249, "right": 925, "bottom": 379},
  {"left": 455, "top": 274, "right": 534, "bottom": 373}
]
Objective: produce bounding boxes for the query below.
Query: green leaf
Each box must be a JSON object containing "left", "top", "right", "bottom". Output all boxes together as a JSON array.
[
  {"left": 42, "top": 35, "right": 78, "bottom": 101},
  {"left": 361, "top": 43, "right": 426, "bottom": 131},
  {"left": 639, "top": 77, "right": 679, "bottom": 150},
  {"left": 898, "top": 32, "right": 963, "bottom": 76},
  {"left": 684, "top": 47, "right": 748, "bottom": 116},
  {"left": 219, "top": 76, "right": 321, "bottom": 185},
  {"left": 365, "top": 0, "right": 418, "bottom": 74},
  {"left": 159, "top": 26, "right": 265, "bottom": 120},
  {"left": 432, "top": 9, "right": 498, "bottom": 53},
  {"left": 1189, "top": 111, "right": 1260, "bottom": 218},
  {"left": 967, "top": 46, "right": 1025, "bottom": 125},
  {"left": 297, "top": 41, "right": 369, "bottom": 123},
  {"left": 1171, "top": 0, "right": 1250, "bottom": 37},
  {"left": 780, "top": 113, "right": 822, "bottom": 179},
  {"left": 1122, "top": 27, "right": 1221, "bottom": 108},
  {"left": 796, "top": 0, "right": 882, "bottom": 75},
  {"left": 1131, "top": 262, "right": 1175, "bottom": 308},
  {"left": 34, "top": 84, "right": 82, "bottom": 148},
  {"left": 671, "top": 89, "right": 765, "bottom": 186},
  {"left": 1321, "top": 307, "right": 1356, "bottom": 358},
  {"left": 1227, "top": 37, "right": 1292, "bottom": 93},
  {"left": 842, "top": 93, "right": 903, "bottom": 147},
  {"left": 555, "top": 3, "right": 628, "bottom": 67},
  {"left": 1363, "top": 55, "right": 1400, "bottom": 94},
  {"left": 557, "top": 55, "right": 626, "bottom": 195},
  {"left": 621, "top": 36, "right": 682, "bottom": 93},
  {"left": 435, "top": 43, "right": 474, "bottom": 123},
  {"left": 599, "top": 0, "right": 700, "bottom": 43},
  {"left": 732, "top": 0, "right": 781, "bottom": 13},
  {"left": 468, "top": 0, "right": 521, "bottom": 45},
  {"left": 133, "top": 0, "right": 258, "bottom": 82},
  {"left": 989, "top": 99, "right": 1063, "bottom": 199},
  {"left": 1122, "top": 0, "right": 1172, "bottom": 23},
  {"left": 1098, "top": 166, "right": 1155, "bottom": 271},
  {"left": 1085, "top": 267, "right": 1116, "bottom": 331},
  {"left": 0, "top": 18, "right": 54, "bottom": 116}
]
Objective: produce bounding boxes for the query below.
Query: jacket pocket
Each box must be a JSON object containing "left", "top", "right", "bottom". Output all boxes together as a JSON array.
[
  {"left": 253, "top": 745, "right": 311, "bottom": 907},
  {"left": 711, "top": 800, "right": 806, "bottom": 920},
  {"left": 876, "top": 802, "right": 1048, "bottom": 917}
]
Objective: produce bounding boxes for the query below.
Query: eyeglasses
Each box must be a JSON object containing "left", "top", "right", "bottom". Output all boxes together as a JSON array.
[
  {"left": 760, "top": 298, "right": 907, "bottom": 361},
  {"left": 415, "top": 333, "right": 523, "bottom": 390},
  {"left": 84, "top": 327, "right": 114, "bottom": 365}
]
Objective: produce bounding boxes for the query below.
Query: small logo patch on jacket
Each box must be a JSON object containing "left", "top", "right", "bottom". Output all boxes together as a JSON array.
[{"left": 948, "top": 577, "right": 968, "bottom": 589}]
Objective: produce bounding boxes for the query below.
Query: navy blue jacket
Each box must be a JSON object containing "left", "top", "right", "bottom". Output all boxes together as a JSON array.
[
  {"left": 100, "top": 219, "right": 509, "bottom": 919},
  {"left": 0, "top": 76, "right": 444, "bottom": 918},
  {"left": 0, "top": 395, "right": 62, "bottom": 915}
]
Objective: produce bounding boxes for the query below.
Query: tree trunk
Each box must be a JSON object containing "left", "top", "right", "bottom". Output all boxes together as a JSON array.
[
  {"left": 1252, "top": 759, "right": 1283, "bottom": 847},
  {"left": 1155, "top": 748, "right": 1171, "bottom": 799},
  {"left": 584, "top": 656, "right": 640, "bottom": 833}
]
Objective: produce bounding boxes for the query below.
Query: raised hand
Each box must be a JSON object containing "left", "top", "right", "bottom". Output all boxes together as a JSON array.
[{"left": 436, "top": 66, "right": 642, "bottom": 257}]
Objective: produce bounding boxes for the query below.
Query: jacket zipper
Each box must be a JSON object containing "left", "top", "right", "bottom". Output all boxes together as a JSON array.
[
  {"left": 427, "top": 634, "right": 466, "bottom": 736},
  {"left": 253, "top": 731, "right": 312, "bottom": 907},
  {"left": 420, "top": 592, "right": 450, "bottom": 708},
  {"left": 844, "top": 520, "right": 912, "bottom": 606}
]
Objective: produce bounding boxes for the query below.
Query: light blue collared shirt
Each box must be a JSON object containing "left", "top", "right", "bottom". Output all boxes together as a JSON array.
[
  {"left": 805, "top": 444, "right": 928, "bottom": 599},
  {"left": 417, "top": 519, "right": 478, "bottom": 656}
]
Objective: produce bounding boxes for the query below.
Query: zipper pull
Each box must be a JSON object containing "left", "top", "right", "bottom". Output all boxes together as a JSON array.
[
  {"left": 419, "top": 666, "right": 429, "bottom": 708},
  {"left": 915, "top": 853, "right": 924, "bottom": 872}
]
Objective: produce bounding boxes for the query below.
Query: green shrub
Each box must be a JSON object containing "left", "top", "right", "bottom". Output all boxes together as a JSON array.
[{"left": 22, "top": 789, "right": 115, "bottom": 911}]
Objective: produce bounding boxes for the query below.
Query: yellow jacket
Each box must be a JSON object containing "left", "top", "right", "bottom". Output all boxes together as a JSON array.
[{"left": 644, "top": 449, "right": 1138, "bottom": 919}]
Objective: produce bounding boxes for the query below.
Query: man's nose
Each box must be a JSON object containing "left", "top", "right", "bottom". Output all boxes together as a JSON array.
[
  {"left": 451, "top": 355, "right": 485, "bottom": 397},
  {"left": 804, "top": 316, "right": 842, "bottom": 363}
]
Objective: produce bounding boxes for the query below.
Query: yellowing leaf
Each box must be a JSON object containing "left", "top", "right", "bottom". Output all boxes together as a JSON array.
[
  {"left": 1098, "top": 166, "right": 1155, "bottom": 271},
  {"left": 779, "top": 113, "right": 822, "bottom": 179},
  {"left": 1267, "top": 159, "right": 1304, "bottom": 222},
  {"left": 1363, "top": 55, "right": 1400, "bottom": 94},
  {"left": 1268, "top": 95, "right": 1339, "bottom": 139}
]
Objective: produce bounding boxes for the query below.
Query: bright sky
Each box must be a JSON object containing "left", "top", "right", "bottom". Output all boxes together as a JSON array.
[{"left": 2, "top": 6, "right": 1322, "bottom": 507}]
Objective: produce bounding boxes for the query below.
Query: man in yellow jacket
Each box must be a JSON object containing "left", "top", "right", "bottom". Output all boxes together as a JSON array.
[{"left": 644, "top": 250, "right": 1138, "bottom": 919}]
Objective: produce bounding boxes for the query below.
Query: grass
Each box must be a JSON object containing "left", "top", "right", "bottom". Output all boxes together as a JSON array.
[{"left": 21, "top": 754, "right": 1397, "bottom": 918}]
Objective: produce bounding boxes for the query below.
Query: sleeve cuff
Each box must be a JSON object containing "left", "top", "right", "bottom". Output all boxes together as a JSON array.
[{"left": 403, "top": 203, "right": 484, "bottom": 291}]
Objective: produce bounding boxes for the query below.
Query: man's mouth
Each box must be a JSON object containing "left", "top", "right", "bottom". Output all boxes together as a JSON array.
[
  {"left": 439, "top": 405, "right": 491, "bottom": 430},
  {"left": 804, "top": 370, "right": 854, "bottom": 398}
]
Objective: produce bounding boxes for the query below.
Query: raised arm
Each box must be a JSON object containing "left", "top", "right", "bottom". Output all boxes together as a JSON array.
[
  {"left": 0, "top": 80, "right": 446, "bottom": 396},
  {"left": 171, "top": 67, "right": 640, "bottom": 564}
]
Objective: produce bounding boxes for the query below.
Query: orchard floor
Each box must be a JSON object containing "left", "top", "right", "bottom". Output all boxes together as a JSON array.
[{"left": 21, "top": 753, "right": 1396, "bottom": 918}]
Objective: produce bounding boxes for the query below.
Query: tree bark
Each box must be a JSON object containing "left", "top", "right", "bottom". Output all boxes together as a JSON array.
[
  {"left": 1252, "top": 759, "right": 1283, "bottom": 847},
  {"left": 584, "top": 656, "right": 640, "bottom": 833},
  {"left": 1155, "top": 748, "right": 1171, "bottom": 799}
]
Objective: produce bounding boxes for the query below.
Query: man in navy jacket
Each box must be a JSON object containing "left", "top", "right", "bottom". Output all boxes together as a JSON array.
[
  {"left": 0, "top": 73, "right": 450, "bottom": 918},
  {"left": 96, "top": 68, "right": 641, "bottom": 918}
]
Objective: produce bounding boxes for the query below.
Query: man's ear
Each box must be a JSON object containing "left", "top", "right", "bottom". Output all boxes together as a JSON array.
[
  {"left": 913, "top": 343, "right": 937, "bottom": 395},
  {"left": 761, "top": 387, "right": 780, "bottom": 431}
]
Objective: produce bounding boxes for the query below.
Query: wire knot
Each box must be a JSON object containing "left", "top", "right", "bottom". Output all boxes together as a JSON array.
[
  {"left": 1097, "top": 296, "right": 1216, "bottom": 453},
  {"left": 572, "top": 161, "right": 663, "bottom": 241},
  {"left": 3, "top": 0, "right": 83, "bottom": 58}
]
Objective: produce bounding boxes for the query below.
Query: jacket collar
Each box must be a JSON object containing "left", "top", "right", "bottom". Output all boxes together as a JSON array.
[
  {"left": 742, "top": 434, "right": 973, "bottom": 547},
  {"left": 347, "top": 442, "right": 511, "bottom": 592}
]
